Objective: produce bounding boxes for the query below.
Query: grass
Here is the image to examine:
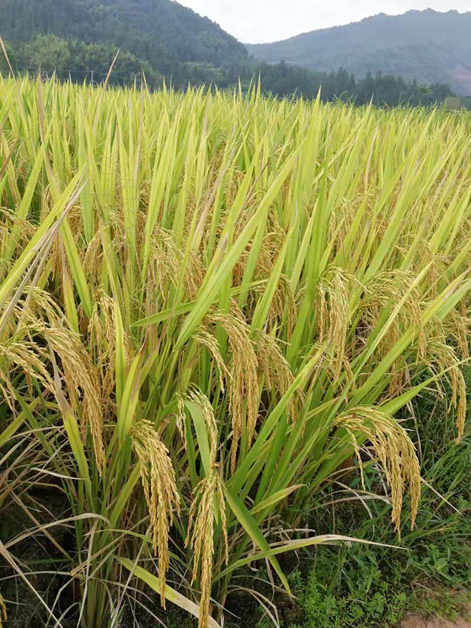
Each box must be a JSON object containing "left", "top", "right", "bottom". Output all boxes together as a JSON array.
[
  {"left": 255, "top": 396, "right": 471, "bottom": 628},
  {"left": 278, "top": 541, "right": 470, "bottom": 628},
  {"left": 0, "top": 75, "right": 470, "bottom": 628}
]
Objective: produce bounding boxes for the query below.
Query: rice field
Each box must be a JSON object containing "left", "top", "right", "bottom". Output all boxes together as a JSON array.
[{"left": 0, "top": 76, "right": 470, "bottom": 628}]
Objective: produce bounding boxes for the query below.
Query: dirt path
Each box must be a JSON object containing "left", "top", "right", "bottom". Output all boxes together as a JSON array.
[{"left": 402, "top": 616, "right": 471, "bottom": 627}]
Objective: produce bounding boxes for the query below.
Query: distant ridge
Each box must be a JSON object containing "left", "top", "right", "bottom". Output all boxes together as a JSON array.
[{"left": 246, "top": 9, "right": 471, "bottom": 95}]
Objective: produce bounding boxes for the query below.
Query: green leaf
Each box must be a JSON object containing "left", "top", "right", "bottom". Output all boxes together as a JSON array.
[
  {"left": 116, "top": 557, "right": 222, "bottom": 628},
  {"left": 223, "top": 485, "right": 292, "bottom": 596},
  {"left": 117, "top": 353, "right": 143, "bottom": 445},
  {"left": 185, "top": 400, "right": 211, "bottom": 478}
]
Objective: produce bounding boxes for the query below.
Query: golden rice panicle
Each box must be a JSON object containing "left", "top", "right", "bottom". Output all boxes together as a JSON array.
[
  {"left": 147, "top": 232, "right": 204, "bottom": 308},
  {"left": 14, "top": 286, "right": 65, "bottom": 326},
  {"left": 83, "top": 229, "right": 105, "bottom": 285},
  {"left": 255, "top": 330, "right": 300, "bottom": 419},
  {"left": 328, "top": 197, "right": 359, "bottom": 253},
  {"left": 45, "top": 324, "right": 105, "bottom": 470},
  {"left": 130, "top": 420, "right": 180, "bottom": 605},
  {"left": 88, "top": 290, "right": 119, "bottom": 406},
  {"left": 445, "top": 306, "right": 470, "bottom": 361},
  {"left": 258, "top": 229, "right": 297, "bottom": 329},
  {"left": 209, "top": 310, "right": 259, "bottom": 471},
  {"left": 357, "top": 270, "right": 427, "bottom": 397},
  {"left": 0, "top": 208, "right": 36, "bottom": 257},
  {"left": 269, "top": 273, "right": 297, "bottom": 339},
  {"left": 187, "top": 387, "right": 219, "bottom": 464},
  {"left": 335, "top": 407, "right": 421, "bottom": 533},
  {"left": 148, "top": 230, "right": 183, "bottom": 301},
  {"left": 317, "top": 267, "right": 354, "bottom": 380},
  {"left": 175, "top": 393, "right": 187, "bottom": 446},
  {"left": 0, "top": 341, "right": 55, "bottom": 401},
  {"left": 413, "top": 240, "right": 448, "bottom": 300},
  {"left": 235, "top": 229, "right": 297, "bottom": 336},
  {"left": 185, "top": 251, "right": 206, "bottom": 301},
  {"left": 185, "top": 468, "right": 228, "bottom": 628},
  {"left": 363, "top": 270, "right": 427, "bottom": 361},
  {"left": 0, "top": 593, "right": 6, "bottom": 627},
  {"left": 426, "top": 340, "right": 467, "bottom": 442},
  {"left": 2, "top": 291, "right": 105, "bottom": 469},
  {"left": 194, "top": 327, "right": 230, "bottom": 392}
]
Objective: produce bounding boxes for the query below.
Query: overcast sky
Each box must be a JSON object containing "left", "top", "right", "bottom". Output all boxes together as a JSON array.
[{"left": 178, "top": 0, "right": 471, "bottom": 44}]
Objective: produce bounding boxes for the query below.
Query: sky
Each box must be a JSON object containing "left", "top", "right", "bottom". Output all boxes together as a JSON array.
[{"left": 178, "top": 0, "right": 471, "bottom": 44}]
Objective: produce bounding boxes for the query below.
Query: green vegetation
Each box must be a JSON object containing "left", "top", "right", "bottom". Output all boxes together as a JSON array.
[
  {"left": 280, "top": 538, "right": 469, "bottom": 628},
  {"left": 250, "top": 64, "right": 454, "bottom": 107},
  {"left": 0, "top": 77, "right": 470, "bottom": 628},
  {"left": 0, "top": 0, "right": 248, "bottom": 82},
  {"left": 247, "top": 9, "right": 471, "bottom": 96},
  {"left": 16, "top": 34, "right": 161, "bottom": 87},
  {"left": 255, "top": 393, "right": 471, "bottom": 628}
]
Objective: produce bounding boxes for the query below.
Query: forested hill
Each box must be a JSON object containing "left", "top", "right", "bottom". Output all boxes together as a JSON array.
[
  {"left": 0, "top": 0, "right": 464, "bottom": 107},
  {"left": 247, "top": 9, "right": 471, "bottom": 95},
  {"left": 0, "top": 0, "right": 248, "bottom": 84}
]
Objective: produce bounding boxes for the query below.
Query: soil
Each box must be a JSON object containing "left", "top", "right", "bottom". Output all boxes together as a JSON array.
[
  {"left": 402, "top": 618, "right": 471, "bottom": 628},
  {"left": 402, "top": 606, "right": 471, "bottom": 628}
]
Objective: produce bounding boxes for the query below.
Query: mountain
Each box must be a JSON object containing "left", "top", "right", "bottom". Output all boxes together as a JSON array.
[
  {"left": 0, "top": 0, "right": 248, "bottom": 82},
  {"left": 246, "top": 10, "right": 471, "bottom": 95},
  {"left": 0, "top": 1, "right": 463, "bottom": 107}
]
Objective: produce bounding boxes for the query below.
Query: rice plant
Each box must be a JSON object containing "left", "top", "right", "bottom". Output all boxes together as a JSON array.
[{"left": 1, "top": 75, "right": 470, "bottom": 627}]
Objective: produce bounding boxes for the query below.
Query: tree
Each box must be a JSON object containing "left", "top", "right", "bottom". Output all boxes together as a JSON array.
[{"left": 24, "top": 35, "right": 72, "bottom": 74}]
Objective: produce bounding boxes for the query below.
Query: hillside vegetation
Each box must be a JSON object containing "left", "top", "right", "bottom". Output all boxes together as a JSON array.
[
  {"left": 0, "top": 0, "right": 462, "bottom": 106},
  {"left": 0, "top": 0, "right": 248, "bottom": 84},
  {"left": 247, "top": 9, "right": 471, "bottom": 95},
  {"left": 0, "top": 76, "right": 470, "bottom": 627}
]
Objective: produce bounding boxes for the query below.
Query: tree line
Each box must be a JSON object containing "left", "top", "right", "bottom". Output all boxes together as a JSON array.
[{"left": 0, "top": 34, "right": 464, "bottom": 109}]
